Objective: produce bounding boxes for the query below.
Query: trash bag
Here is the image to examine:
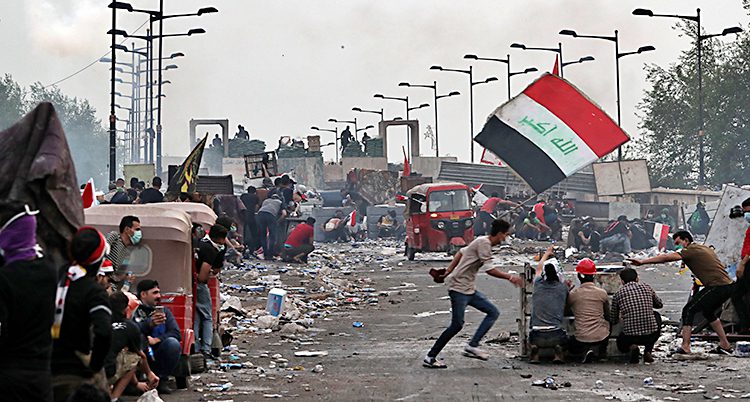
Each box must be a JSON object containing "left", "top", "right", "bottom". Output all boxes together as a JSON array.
[{"left": 137, "top": 389, "right": 164, "bottom": 402}]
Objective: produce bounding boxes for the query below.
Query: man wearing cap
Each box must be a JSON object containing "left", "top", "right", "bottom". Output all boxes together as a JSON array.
[
  {"left": 51, "top": 227, "right": 113, "bottom": 402},
  {"left": 568, "top": 258, "right": 610, "bottom": 363},
  {"left": 628, "top": 231, "right": 734, "bottom": 355},
  {"left": 611, "top": 268, "right": 663, "bottom": 363},
  {"left": 528, "top": 246, "right": 569, "bottom": 364},
  {"left": 96, "top": 259, "right": 115, "bottom": 295},
  {"left": 0, "top": 202, "right": 58, "bottom": 402},
  {"left": 131, "top": 280, "right": 181, "bottom": 395}
]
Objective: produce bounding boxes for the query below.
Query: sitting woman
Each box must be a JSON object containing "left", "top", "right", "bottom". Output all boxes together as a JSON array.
[{"left": 528, "top": 247, "right": 569, "bottom": 363}]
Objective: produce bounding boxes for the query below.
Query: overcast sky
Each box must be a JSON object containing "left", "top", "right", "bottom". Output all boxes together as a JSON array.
[{"left": 4, "top": 0, "right": 749, "bottom": 164}]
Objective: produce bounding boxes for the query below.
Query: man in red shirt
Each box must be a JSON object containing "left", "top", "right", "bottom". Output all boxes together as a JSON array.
[
  {"left": 281, "top": 217, "right": 315, "bottom": 263},
  {"left": 731, "top": 198, "right": 750, "bottom": 332},
  {"left": 476, "top": 193, "right": 519, "bottom": 235}
]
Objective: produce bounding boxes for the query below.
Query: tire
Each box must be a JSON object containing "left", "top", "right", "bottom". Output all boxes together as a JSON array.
[
  {"left": 190, "top": 353, "right": 206, "bottom": 374},
  {"left": 406, "top": 247, "right": 416, "bottom": 261}
]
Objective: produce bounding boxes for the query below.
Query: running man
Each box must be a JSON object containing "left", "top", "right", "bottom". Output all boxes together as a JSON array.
[{"left": 423, "top": 219, "right": 523, "bottom": 368}]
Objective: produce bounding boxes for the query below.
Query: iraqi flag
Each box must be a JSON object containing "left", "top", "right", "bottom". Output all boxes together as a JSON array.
[
  {"left": 81, "top": 178, "right": 95, "bottom": 209},
  {"left": 474, "top": 73, "right": 629, "bottom": 193},
  {"left": 645, "top": 221, "right": 670, "bottom": 251}
]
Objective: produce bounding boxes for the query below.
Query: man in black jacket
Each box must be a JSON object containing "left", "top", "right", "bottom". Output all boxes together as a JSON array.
[
  {"left": 0, "top": 202, "right": 58, "bottom": 402},
  {"left": 132, "top": 279, "right": 182, "bottom": 395},
  {"left": 51, "top": 227, "right": 113, "bottom": 402}
]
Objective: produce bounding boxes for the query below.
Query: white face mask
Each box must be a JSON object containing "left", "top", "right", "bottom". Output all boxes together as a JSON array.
[{"left": 745, "top": 212, "right": 750, "bottom": 224}]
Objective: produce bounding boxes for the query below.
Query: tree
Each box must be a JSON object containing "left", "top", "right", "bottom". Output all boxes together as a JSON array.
[
  {"left": 0, "top": 74, "right": 26, "bottom": 130},
  {"left": 26, "top": 82, "right": 112, "bottom": 186},
  {"left": 635, "top": 23, "right": 750, "bottom": 188}
]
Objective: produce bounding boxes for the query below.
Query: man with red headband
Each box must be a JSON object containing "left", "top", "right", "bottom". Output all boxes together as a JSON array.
[
  {"left": 51, "top": 227, "right": 113, "bottom": 402},
  {"left": 0, "top": 202, "right": 58, "bottom": 402}
]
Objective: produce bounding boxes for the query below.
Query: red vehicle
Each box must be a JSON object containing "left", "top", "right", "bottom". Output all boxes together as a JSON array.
[
  {"left": 404, "top": 182, "right": 474, "bottom": 260},
  {"left": 84, "top": 203, "right": 218, "bottom": 388}
]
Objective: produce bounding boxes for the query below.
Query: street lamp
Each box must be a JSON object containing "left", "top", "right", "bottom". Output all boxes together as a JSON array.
[
  {"left": 560, "top": 55, "right": 595, "bottom": 68},
  {"left": 408, "top": 103, "right": 430, "bottom": 113},
  {"left": 431, "top": 65, "right": 497, "bottom": 163},
  {"left": 373, "top": 94, "right": 409, "bottom": 118},
  {"left": 632, "top": 8, "right": 741, "bottom": 185},
  {"left": 352, "top": 107, "right": 384, "bottom": 121},
  {"left": 464, "top": 54, "right": 537, "bottom": 100},
  {"left": 357, "top": 125, "right": 374, "bottom": 133},
  {"left": 311, "top": 126, "right": 339, "bottom": 163},
  {"left": 510, "top": 42, "right": 564, "bottom": 77},
  {"left": 560, "top": 29, "right": 655, "bottom": 160},
  {"left": 399, "top": 81, "right": 439, "bottom": 156}
]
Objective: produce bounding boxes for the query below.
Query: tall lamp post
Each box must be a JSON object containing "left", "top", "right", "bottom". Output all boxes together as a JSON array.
[
  {"left": 560, "top": 29, "right": 655, "bottom": 160},
  {"left": 561, "top": 55, "right": 596, "bottom": 68},
  {"left": 399, "top": 81, "right": 439, "bottom": 156},
  {"left": 352, "top": 107, "right": 384, "bottom": 121},
  {"left": 464, "top": 54, "right": 537, "bottom": 100},
  {"left": 311, "top": 126, "right": 339, "bottom": 163},
  {"left": 430, "top": 65, "right": 497, "bottom": 163},
  {"left": 632, "top": 8, "right": 741, "bottom": 185},
  {"left": 153, "top": 5, "right": 217, "bottom": 176},
  {"left": 510, "top": 42, "right": 564, "bottom": 77}
]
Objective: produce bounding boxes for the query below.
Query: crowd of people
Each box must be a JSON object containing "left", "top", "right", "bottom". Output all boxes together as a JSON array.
[
  {"left": 423, "top": 196, "right": 750, "bottom": 367},
  {"left": 0, "top": 201, "right": 239, "bottom": 401}
]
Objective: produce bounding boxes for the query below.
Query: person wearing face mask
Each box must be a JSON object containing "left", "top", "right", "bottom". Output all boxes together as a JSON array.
[
  {"left": 106, "top": 216, "right": 142, "bottom": 290},
  {"left": 729, "top": 198, "right": 750, "bottom": 333},
  {"left": 194, "top": 225, "right": 228, "bottom": 359},
  {"left": 628, "top": 230, "right": 734, "bottom": 355},
  {"left": 51, "top": 227, "right": 113, "bottom": 401},
  {"left": 0, "top": 202, "right": 58, "bottom": 402}
]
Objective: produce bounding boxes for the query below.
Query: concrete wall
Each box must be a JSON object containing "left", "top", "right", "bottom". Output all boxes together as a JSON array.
[
  {"left": 342, "top": 157, "right": 388, "bottom": 173},
  {"left": 412, "top": 156, "right": 457, "bottom": 179},
  {"left": 277, "top": 156, "right": 326, "bottom": 189},
  {"left": 366, "top": 204, "right": 406, "bottom": 239},
  {"left": 608, "top": 202, "right": 641, "bottom": 220},
  {"left": 323, "top": 164, "right": 344, "bottom": 183}
]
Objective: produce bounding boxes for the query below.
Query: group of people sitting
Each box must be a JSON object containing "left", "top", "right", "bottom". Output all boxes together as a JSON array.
[
  {"left": 0, "top": 204, "right": 194, "bottom": 402},
  {"left": 528, "top": 248, "right": 663, "bottom": 364}
]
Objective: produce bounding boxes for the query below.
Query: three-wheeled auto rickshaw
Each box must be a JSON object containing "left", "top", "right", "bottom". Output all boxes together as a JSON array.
[
  {"left": 404, "top": 182, "right": 474, "bottom": 260},
  {"left": 84, "top": 204, "right": 215, "bottom": 388}
]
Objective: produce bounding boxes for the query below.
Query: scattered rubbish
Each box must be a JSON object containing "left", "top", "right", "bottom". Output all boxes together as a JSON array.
[
  {"left": 486, "top": 331, "right": 511, "bottom": 344},
  {"left": 207, "top": 382, "right": 233, "bottom": 392},
  {"left": 352, "top": 321, "right": 364, "bottom": 328},
  {"left": 312, "top": 364, "right": 324, "bottom": 373},
  {"left": 280, "top": 323, "right": 306, "bottom": 335},
  {"left": 414, "top": 310, "right": 450, "bottom": 318},
  {"left": 256, "top": 315, "right": 280, "bottom": 330},
  {"left": 266, "top": 288, "right": 288, "bottom": 317},
  {"left": 520, "top": 374, "right": 532, "bottom": 379},
  {"left": 532, "top": 380, "right": 545, "bottom": 387},
  {"left": 735, "top": 341, "right": 750, "bottom": 357},
  {"left": 595, "top": 380, "right": 604, "bottom": 389},
  {"left": 263, "top": 394, "right": 283, "bottom": 398},
  {"left": 643, "top": 377, "right": 653, "bottom": 386},
  {"left": 294, "top": 350, "right": 329, "bottom": 357}
]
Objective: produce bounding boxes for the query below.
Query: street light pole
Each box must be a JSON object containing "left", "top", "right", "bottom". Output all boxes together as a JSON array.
[
  {"left": 109, "top": 6, "right": 117, "bottom": 182},
  {"left": 632, "top": 8, "right": 741, "bottom": 185}
]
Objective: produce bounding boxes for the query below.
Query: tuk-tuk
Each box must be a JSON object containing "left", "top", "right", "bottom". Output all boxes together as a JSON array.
[
  {"left": 84, "top": 204, "right": 204, "bottom": 388},
  {"left": 404, "top": 182, "right": 474, "bottom": 260}
]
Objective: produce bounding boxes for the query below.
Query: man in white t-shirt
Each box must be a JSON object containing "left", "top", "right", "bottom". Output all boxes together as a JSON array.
[{"left": 423, "top": 219, "right": 523, "bottom": 368}]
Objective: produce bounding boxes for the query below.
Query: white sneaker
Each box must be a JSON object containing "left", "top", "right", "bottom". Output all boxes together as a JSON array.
[{"left": 463, "top": 345, "right": 489, "bottom": 360}]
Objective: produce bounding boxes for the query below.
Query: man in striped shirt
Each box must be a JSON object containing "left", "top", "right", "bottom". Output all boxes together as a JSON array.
[{"left": 611, "top": 268, "right": 662, "bottom": 364}]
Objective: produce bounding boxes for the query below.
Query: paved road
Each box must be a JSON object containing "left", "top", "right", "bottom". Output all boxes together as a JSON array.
[{"left": 155, "top": 244, "right": 748, "bottom": 402}]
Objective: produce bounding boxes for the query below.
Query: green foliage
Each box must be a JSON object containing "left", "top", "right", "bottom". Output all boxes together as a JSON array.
[
  {"left": 26, "top": 82, "right": 111, "bottom": 186},
  {"left": 0, "top": 74, "right": 26, "bottom": 130},
  {"left": 635, "top": 22, "right": 750, "bottom": 188}
]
